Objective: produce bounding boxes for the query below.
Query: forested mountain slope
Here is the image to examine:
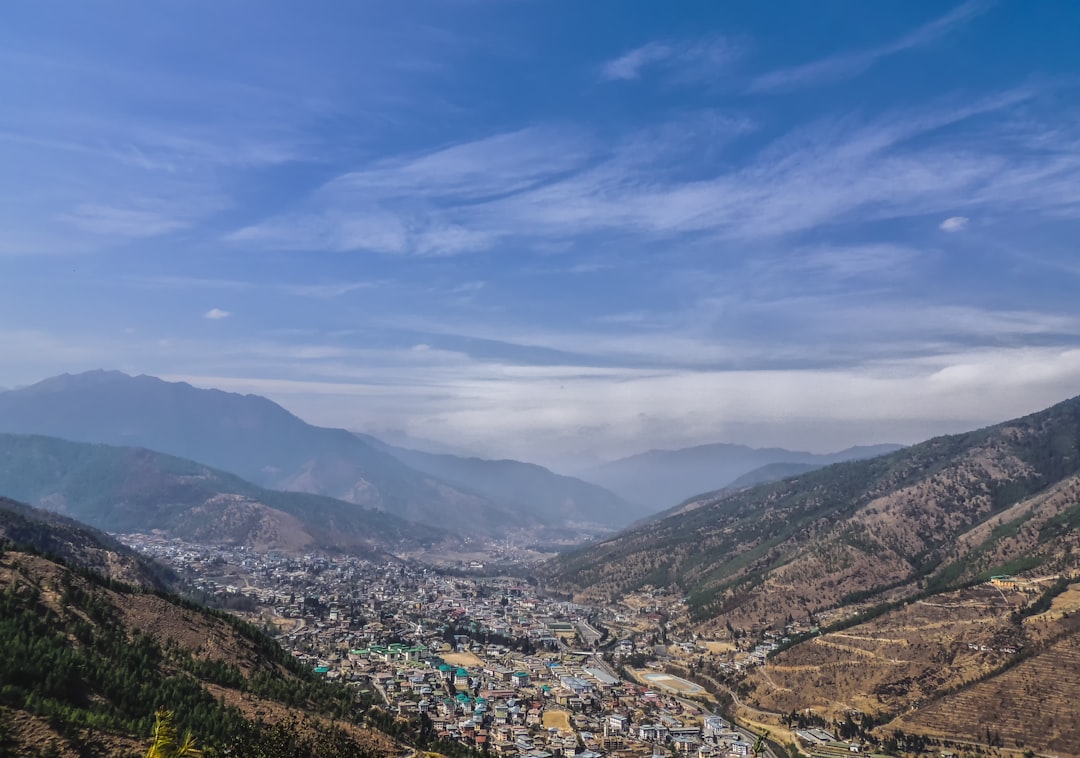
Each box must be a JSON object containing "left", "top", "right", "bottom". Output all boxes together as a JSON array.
[
  {"left": 0, "top": 545, "right": 406, "bottom": 756},
  {"left": 0, "top": 495, "right": 174, "bottom": 589}
]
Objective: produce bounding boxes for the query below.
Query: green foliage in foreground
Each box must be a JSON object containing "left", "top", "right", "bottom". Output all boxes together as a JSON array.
[{"left": 0, "top": 547, "right": 397, "bottom": 756}]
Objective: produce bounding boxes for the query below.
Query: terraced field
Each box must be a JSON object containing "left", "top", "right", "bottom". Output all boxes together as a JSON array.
[
  {"left": 896, "top": 626, "right": 1080, "bottom": 757},
  {"left": 742, "top": 585, "right": 1026, "bottom": 718}
]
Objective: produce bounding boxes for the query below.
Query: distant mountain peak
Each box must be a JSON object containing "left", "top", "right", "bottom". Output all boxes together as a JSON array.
[
  {"left": 0, "top": 370, "right": 615, "bottom": 538},
  {"left": 21, "top": 368, "right": 133, "bottom": 391}
]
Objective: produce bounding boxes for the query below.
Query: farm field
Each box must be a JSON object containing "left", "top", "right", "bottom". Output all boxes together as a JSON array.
[
  {"left": 733, "top": 579, "right": 1080, "bottom": 756},
  {"left": 542, "top": 710, "right": 572, "bottom": 730}
]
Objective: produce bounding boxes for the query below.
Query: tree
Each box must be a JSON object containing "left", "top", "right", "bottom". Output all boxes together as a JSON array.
[
  {"left": 145, "top": 707, "right": 202, "bottom": 758},
  {"left": 752, "top": 730, "right": 769, "bottom": 758}
]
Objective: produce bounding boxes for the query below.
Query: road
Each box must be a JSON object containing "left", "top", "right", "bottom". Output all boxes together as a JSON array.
[
  {"left": 673, "top": 690, "right": 777, "bottom": 758},
  {"left": 575, "top": 620, "right": 604, "bottom": 647},
  {"left": 619, "top": 663, "right": 778, "bottom": 758}
]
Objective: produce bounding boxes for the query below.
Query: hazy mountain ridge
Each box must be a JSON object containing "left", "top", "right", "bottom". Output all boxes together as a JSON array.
[
  {"left": 376, "top": 441, "right": 652, "bottom": 530},
  {"left": 580, "top": 441, "right": 903, "bottom": 508},
  {"left": 0, "top": 433, "right": 447, "bottom": 553},
  {"left": 0, "top": 371, "right": 540, "bottom": 536},
  {"left": 725, "top": 461, "right": 823, "bottom": 490},
  {"left": 547, "top": 393, "right": 1080, "bottom": 629}
]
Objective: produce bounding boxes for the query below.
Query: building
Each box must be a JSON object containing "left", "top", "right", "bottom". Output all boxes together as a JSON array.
[{"left": 990, "top": 575, "right": 1019, "bottom": 590}]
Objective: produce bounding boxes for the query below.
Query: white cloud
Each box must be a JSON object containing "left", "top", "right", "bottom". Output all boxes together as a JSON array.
[
  {"left": 155, "top": 344, "right": 1080, "bottom": 467},
  {"left": 225, "top": 90, "right": 1080, "bottom": 256},
  {"left": 203, "top": 308, "right": 231, "bottom": 320},
  {"left": 601, "top": 36, "right": 739, "bottom": 83},
  {"left": 61, "top": 203, "right": 190, "bottom": 238},
  {"left": 939, "top": 215, "right": 970, "bottom": 232},
  {"left": 4, "top": 306, "right": 1080, "bottom": 467},
  {"left": 602, "top": 42, "right": 673, "bottom": 81},
  {"left": 750, "top": 0, "right": 993, "bottom": 92}
]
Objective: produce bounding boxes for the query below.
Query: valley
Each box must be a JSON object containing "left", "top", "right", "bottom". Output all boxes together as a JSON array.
[
  {"left": 1, "top": 374, "right": 1079, "bottom": 757},
  {"left": 116, "top": 529, "right": 1080, "bottom": 758}
]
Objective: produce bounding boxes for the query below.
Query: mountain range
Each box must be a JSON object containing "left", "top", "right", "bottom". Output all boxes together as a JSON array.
[
  {"left": 0, "top": 433, "right": 446, "bottom": 554},
  {"left": 579, "top": 442, "right": 903, "bottom": 508},
  {"left": 547, "top": 392, "right": 1080, "bottom": 629},
  {"left": 543, "top": 392, "right": 1080, "bottom": 753},
  {"left": 374, "top": 440, "right": 653, "bottom": 530},
  {"left": 0, "top": 370, "right": 640, "bottom": 539}
]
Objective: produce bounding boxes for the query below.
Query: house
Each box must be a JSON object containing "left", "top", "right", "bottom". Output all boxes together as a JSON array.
[
  {"left": 559, "top": 676, "right": 593, "bottom": 695},
  {"left": 728, "top": 740, "right": 751, "bottom": 756},
  {"left": 990, "top": 575, "right": 1019, "bottom": 590},
  {"left": 638, "top": 724, "right": 669, "bottom": 743}
]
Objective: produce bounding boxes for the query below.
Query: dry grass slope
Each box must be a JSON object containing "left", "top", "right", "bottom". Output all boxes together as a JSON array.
[
  {"left": 896, "top": 624, "right": 1080, "bottom": 757},
  {"left": 742, "top": 584, "right": 1027, "bottom": 719}
]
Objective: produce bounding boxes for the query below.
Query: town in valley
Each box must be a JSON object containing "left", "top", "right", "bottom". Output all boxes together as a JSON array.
[{"left": 119, "top": 534, "right": 803, "bottom": 758}]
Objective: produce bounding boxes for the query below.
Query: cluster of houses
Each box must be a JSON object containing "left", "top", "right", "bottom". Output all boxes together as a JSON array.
[
  {"left": 118, "top": 536, "right": 776, "bottom": 758},
  {"left": 331, "top": 642, "right": 760, "bottom": 758}
]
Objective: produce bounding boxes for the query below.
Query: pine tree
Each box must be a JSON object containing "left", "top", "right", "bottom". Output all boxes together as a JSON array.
[{"left": 145, "top": 706, "right": 202, "bottom": 758}]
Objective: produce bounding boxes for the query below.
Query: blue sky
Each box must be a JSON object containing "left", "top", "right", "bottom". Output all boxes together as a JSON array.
[{"left": 2, "top": 1, "right": 1080, "bottom": 469}]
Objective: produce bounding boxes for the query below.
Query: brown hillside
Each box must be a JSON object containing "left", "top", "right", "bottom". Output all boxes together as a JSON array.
[
  {"left": 740, "top": 584, "right": 1029, "bottom": 719},
  {"left": 548, "top": 393, "right": 1080, "bottom": 631},
  {"left": 0, "top": 550, "right": 400, "bottom": 757},
  {"left": 726, "top": 578, "right": 1080, "bottom": 757},
  {"left": 894, "top": 616, "right": 1080, "bottom": 757}
]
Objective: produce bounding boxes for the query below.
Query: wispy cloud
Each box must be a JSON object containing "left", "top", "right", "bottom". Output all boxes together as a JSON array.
[
  {"left": 120, "top": 275, "right": 255, "bottom": 290},
  {"left": 203, "top": 308, "right": 231, "bottom": 320},
  {"left": 786, "top": 243, "right": 925, "bottom": 281},
  {"left": 222, "top": 89, "right": 1079, "bottom": 257},
  {"left": 226, "top": 127, "right": 593, "bottom": 255},
  {"left": 939, "top": 215, "right": 970, "bottom": 232},
  {"left": 117, "top": 275, "right": 385, "bottom": 299},
  {"left": 750, "top": 0, "right": 994, "bottom": 92},
  {"left": 602, "top": 42, "right": 673, "bottom": 81},
  {"left": 283, "top": 281, "right": 379, "bottom": 298},
  {"left": 61, "top": 203, "right": 193, "bottom": 238},
  {"left": 601, "top": 36, "right": 739, "bottom": 82}
]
